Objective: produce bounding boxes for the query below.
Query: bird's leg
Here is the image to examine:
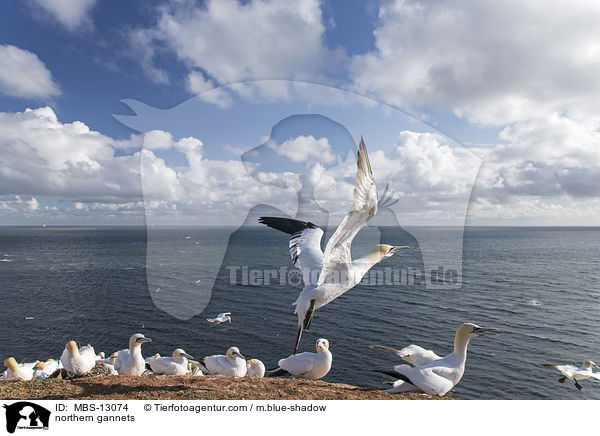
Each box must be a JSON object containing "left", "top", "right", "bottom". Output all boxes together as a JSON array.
[
  {"left": 575, "top": 380, "right": 583, "bottom": 390},
  {"left": 294, "top": 325, "right": 302, "bottom": 355},
  {"left": 303, "top": 300, "right": 316, "bottom": 332},
  {"left": 558, "top": 377, "right": 566, "bottom": 383}
]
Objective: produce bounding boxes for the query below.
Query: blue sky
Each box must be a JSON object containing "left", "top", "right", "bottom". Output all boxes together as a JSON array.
[{"left": 1, "top": 0, "right": 599, "bottom": 226}]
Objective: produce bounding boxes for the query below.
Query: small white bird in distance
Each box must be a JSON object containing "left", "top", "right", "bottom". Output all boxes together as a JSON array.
[
  {"left": 542, "top": 361, "right": 600, "bottom": 390},
  {"left": 206, "top": 312, "right": 232, "bottom": 327},
  {"left": 267, "top": 338, "right": 332, "bottom": 380}
]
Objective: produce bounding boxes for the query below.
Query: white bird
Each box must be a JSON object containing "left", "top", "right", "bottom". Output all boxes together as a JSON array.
[
  {"left": 268, "top": 338, "right": 332, "bottom": 380},
  {"left": 206, "top": 312, "right": 232, "bottom": 327},
  {"left": 377, "top": 323, "right": 500, "bottom": 396},
  {"left": 200, "top": 347, "right": 246, "bottom": 377},
  {"left": 3, "top": 357, "right": 35, "bottom": 380},
  {"left": 542, "top": 361, "right": 600, "bottom": 390},
  {"left": 114, "top": 333, "right": 152, "bottom": 376},
  {"left": 259, "top": 138, "right": 409, "bottom": 353},
  {"left": 60, "top": 341, "right": 96, "bottom": 376},
  {"left": 369, "top": 344, "right": 442, "bottom": 366},
  {"left": 145, "top": 353, "right": 161, "bottom": 363},
  {"left": 147, "top": 349, "right": 194, "bottom": 375},
  {"left": 246, "top": 359, "right": 266, "bottom": 378},
  {"left": 33, "top": 359, "right": 60, "bottom": 379},
  {"left": 188, "top": 362, "right": 204, "bottom": 376}
]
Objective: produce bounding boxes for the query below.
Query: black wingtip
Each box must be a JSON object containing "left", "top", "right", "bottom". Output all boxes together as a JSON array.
[
  {"left": 258, "top": 217, "right": 319, "bottom": 235},
  {"left": 145, "top": 363, "right": 152, "bottom": 372},
  {"left": 266, "top": 368, "right": 291, "bottom": 377}
]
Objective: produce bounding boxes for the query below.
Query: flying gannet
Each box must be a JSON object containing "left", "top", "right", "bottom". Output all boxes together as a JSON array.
[
  {"left": 377, "top": 323, "right": 500, "bottom": 396},
  {"left": 146, "top": 349, "right": 194, "bottom": 375},
  {"left": 206, "top": 312, "right": 232, "bottom": 327},
  {"left": 259, "top": 138, "right": 409, "bottom": 353},
  {"left": 200, "top": 347, "right": 246, "bottom": 377},
  {"left": 3, "top": 357, "right": 35, "bottom": 380},
  {"left": 267, "top": 338, "right": 332, "bottom": 380},
  {"left": 114, "top": 333, "right": 152, "bottom": 376},
  {"left": 542, "top": 361, "right": 600, "bottom": 390},
  {"left": 369, "top": 344, "right": 442, "bottom": 366},
  {"left": 246, "top": 358, "right": 266, "bottom": 378},
  {"left": 60, "top": 341, "right": 96, "bottom": 376}
]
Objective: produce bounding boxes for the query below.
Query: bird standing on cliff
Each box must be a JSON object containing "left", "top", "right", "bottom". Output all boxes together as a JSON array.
[
  {"left": 376, "top": 323, "right": 500, "bottom": 395},
  {"left": 259, "top": 138, "right": 409, "bottom": 354},
  {"left": 114, "top": 333, "right": 152, "bottom": 376}
]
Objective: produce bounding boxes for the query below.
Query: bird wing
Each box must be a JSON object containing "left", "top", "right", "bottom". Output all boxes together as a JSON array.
[
  {"left": 555, "top": 365, "right": 577, "bottom": 378},
  {"left": 278, "top": 353, "right": 315, "bottom": 376},
  {"left": 318, "top": 138, "right": 377, "bottom": 286},
  {"left": 217, "top": 312, "right": 231, "bottom": 318},
  {"left": 589, "top": 372, "right": 600, "bottom": 380},
  {"left": 395, "top": 365, "right": 455, "bottom": 396},
  {"left": 79, "top": 345, "right": 96, "bottom": 361},
  {"left": 149, "top": 358, "right": 175, "bottom": 374},
  {"left": 203, "top": 355, "right": 229, "bottom": 374},
  {"left": 259, "top": 217, "right": 324, "bottom": 286},
  {"left": 206, "top": 318, "right": 217, "bottom": 323},
  {"left": 398, "top": 345, "right": 442, "bottom": 366},
  {"left": 113, "top": 349, "right": 129, "bottom": 371}
]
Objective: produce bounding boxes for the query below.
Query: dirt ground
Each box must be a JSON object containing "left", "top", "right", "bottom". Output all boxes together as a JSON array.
[{"left": 0, "top": 375, "right": 453, "bottom": 400}]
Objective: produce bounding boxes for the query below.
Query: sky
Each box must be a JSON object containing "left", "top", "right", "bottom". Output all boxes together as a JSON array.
[{"left": 0, "top": 0, "right": 599, "bottom": 226}]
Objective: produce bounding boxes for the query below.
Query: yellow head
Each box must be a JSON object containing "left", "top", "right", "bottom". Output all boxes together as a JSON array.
[
  {"left": 4, "top": 357, "right": 19, "bottom": 372},
  {"left": 66, "top": 340, "right": 80, "bottom": 356},
  {"left": 367, "top": 244, "right": 409, "bottom": 262},
  {"left": 34, "top": 361, "right": 46, "bottom": 370},
  {"left": 316, "top": 338, "right": 330, "bottom": 352},
  {"left": 226, "top": 347, "right": 244, "bottom": 360},
  {"left": 173, "top": 349, "right": 194, "bottom": 360}
]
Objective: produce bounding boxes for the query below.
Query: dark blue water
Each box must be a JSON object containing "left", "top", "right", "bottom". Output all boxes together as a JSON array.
[{"left": 1, "top": 226, "right": 599, "bottom": 399}]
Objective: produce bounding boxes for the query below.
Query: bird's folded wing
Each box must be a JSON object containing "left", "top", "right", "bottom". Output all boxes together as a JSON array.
[
  {"left": 279, "top": 356, "right": 315, "bottom": 375},
  {"left": 259, "top": 217, "right": 324, "bottom": 285},
  {"left": 396, "top": 366, "right": 455, "bottom": 396},
  {"left": 318, "top": 138, "right": 377, "bottom": 286}
]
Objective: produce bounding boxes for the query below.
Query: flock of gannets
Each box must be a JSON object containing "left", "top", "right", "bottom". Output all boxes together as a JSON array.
[{"left": 2, "top": 138, "right": 596, "bottom": 396}]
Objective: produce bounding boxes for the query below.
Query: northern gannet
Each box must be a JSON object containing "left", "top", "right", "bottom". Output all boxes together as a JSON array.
[
  {"left": 60, "top": 341, "right": 96, "bottom": 376},
  {"left": 542, "top": 361, "right": 600, "bottom": 390},
  {"left": 189, "top": 362, "right": 204, "bottom": 376},
  {"left": 33, "top": 360, "right": 60, "bottom": 379},
  {"left": 206, "top": 312, "right": 232, "bottom": 327},
  {"left": 3, "top": 357, "right": 34, "bottom": 380},
  {"left": 114, "top": 333, "right": 152, "bottom": 376},
  {"left": 369, "top": 344, "right": 442, "bottom": 366},
  {"left": 145, "top": 353, "right": 161, "bottom": 363},
  {"left": 260, "top": 138, "right": 409, "bottom": 353},
  {"left": 267, "top": 338, "right": 332, "bottom": 380},
  {"left": 377, "top": 323, "right": 500, "bottom": 395},
  {"left": 146, "top": 349, "right": 194, "bottom": 375},
  {"left": 99, "top": 353, "right": 118, "bottom": 375},
  {"left": 246, "top": 359, "right": 266, "bottom": 378},
  {"left": 95, "top": 352, "right": 106, "bottom": 361},
  {"left": 200, "top": 347, "right": 246, "bottom": 377}
]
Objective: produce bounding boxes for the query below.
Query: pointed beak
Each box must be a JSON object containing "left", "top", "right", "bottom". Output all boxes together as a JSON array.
[
  {"left": 234, "top": 352, "right": 245, "bottom": 360},
  {"left": 182, "top": 353, "right": 194, "bottom": 360},
  {"left": 473, "top": 327, "right": 500, "bottom": 336},
  {"left": 390, "top": 246, "right": 410, "bottom": 254},
  {"left": 137, "top": 337, "right": 152, "bottom": 344}
]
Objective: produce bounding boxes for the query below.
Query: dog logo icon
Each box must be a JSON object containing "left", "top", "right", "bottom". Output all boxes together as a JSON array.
[{"left": 3, "top": 402, "right": 50, "bottom": 433}]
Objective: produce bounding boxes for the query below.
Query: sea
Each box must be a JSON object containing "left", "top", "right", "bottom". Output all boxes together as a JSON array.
[{"left": 1, "top": 225, "right": 599, "bottom": 400}]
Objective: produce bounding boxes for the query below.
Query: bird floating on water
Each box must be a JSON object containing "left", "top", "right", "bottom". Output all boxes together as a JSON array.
[
  {"left": 60, "top": 341, "right": 96, "bottom": 376},
  {"left": 259, "top": 138, "right": 409, "bottom": 354},
  {"left": 376, "top": 323, "right": 500, "bottom": 395},
  {"left": 268, "top": 338, "right": 332, "bottom": 380},
  {"left": 542, "top": 361, "right": 600, "bottom": 390},
  {"left": 246, "top": 359, "right": 266, "bottom": 378},
  {"left": 114, "top": 333, "right": 152, "bottom": 376},
  {"left": 200, "top": 347, "right": 246, "bottom": 377},
  {"left": 206, "top": 312, "right": 232, "bottom": 327},
  {"left": 146, "top": 348, "right": 194, "bottom": 375}
]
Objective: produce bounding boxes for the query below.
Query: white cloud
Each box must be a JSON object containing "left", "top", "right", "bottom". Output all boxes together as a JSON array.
[
  {"left": 0, "top": 45, "right": 61, "bottom": 99},
  {"left": 272, "top": 135, "right": 336, "bottom": 164},
  {"left": 131, "top": 0, "right": 340, "bottom": 86},
  {"left": 186, "top": 71, "right": 233, "bottom": 108},
  {"left": 351, "top": 0, "right": 600, "bottom": 127},
  {"left": 29, "top": 0, "right": 96, "bottom": 31}
]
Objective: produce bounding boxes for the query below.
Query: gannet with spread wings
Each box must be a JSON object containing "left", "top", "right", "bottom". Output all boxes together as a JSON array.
[{"left": 260, "top": 138, "right": 409, "bottom": 354}]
